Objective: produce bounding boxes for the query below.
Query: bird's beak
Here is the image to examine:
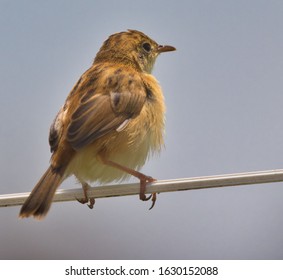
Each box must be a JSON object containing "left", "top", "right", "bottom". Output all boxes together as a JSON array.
[{"left": 157, "top": 45, "right": 176, "bottom": 53}]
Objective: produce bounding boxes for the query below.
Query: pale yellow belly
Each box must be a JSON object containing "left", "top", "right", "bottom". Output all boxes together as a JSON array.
[{"left": 66, "top": 113, "right": 164, "bottom": 184}]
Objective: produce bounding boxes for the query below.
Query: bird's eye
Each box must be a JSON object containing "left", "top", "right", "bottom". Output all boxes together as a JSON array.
[{"left": 142, "top": 42, "right": 151, "bottom": 52}]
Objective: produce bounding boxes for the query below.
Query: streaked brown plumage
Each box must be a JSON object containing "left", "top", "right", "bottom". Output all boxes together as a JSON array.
[{"left": 19, "top": 29, "right": 176, "bottom": 219}]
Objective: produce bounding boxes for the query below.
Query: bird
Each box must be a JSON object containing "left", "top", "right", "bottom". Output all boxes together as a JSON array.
[{"left": 19, "top": 29, "right": 176, "bottom": 219}]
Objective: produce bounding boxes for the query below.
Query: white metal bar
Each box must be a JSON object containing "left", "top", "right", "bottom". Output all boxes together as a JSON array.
[{"left": 1, "top": 169, "right": 283, "bottom": 208}]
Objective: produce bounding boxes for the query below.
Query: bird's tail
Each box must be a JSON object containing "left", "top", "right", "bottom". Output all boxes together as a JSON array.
[{"left": 19, "top": 165, "right": 65, "bottom": 219}]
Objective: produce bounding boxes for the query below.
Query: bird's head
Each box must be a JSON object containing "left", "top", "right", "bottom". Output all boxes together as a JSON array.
[{"left": 94, "top": 29, "right": 176, "bottom": 73}]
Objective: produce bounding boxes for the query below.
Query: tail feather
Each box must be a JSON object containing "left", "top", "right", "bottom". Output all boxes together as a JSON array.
[{"left": 19, "top": 166, "right": 64, "bottom": 219}]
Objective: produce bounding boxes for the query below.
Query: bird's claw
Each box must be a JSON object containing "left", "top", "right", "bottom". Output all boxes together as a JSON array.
[
  {"left": 76, "top": 183, "right": 95, "bottom": 209},
  {"left": 139, "top": 176, "right": 157, "bottom": 210},
  {"left": 148, "top": 192, "right": 157, "bottom": 210},
  {"left": 76, "top": 197, "right": 95, "bottom": 209}
]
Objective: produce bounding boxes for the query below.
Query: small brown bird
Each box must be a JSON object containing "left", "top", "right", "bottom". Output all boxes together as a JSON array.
[{"left": 19, "top": 30, "right": 175, "bottom": 219}]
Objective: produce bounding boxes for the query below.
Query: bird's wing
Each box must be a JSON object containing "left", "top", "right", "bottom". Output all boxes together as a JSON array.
[
  {"left": 49, "top": 107, "right": 65, "bottom": 153},
  {"left": 66, "top": 70, "right": 146, "bottom": 150}
]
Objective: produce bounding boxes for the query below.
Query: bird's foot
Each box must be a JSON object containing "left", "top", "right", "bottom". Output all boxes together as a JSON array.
[
  {"left": 139, "top": 175, "right": 157, "bottom": 210},
  {"left": 97, "top": 155, "right": 158, "bottom": 210},
  {"left": 76, "top": 183, "right": 95, "bottom": 209}
]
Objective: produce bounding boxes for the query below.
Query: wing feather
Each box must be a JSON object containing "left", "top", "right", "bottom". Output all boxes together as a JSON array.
[{"left": 66, "top": 68, "right": 146, "bottom": 150}]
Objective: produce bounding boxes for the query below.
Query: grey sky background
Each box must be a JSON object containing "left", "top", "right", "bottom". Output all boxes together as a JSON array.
[{"left": 1, "top": 0, "right": 283, "bottom": 259}]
